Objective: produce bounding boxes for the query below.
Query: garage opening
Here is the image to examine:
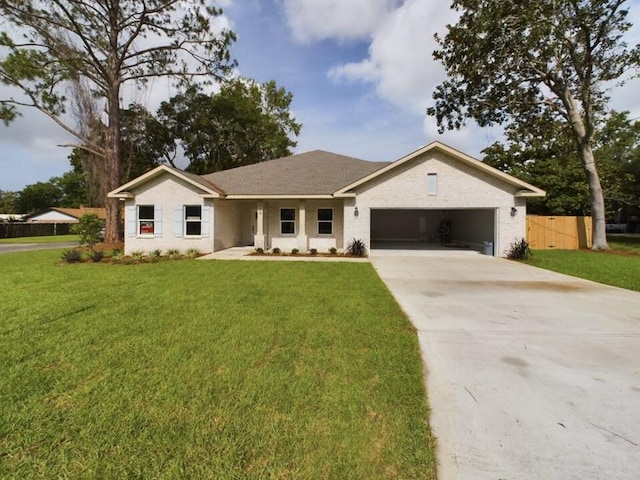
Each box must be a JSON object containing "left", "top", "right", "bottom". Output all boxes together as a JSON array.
[{"left": 370, "top": 208, "right": 496, "bottom": 253}]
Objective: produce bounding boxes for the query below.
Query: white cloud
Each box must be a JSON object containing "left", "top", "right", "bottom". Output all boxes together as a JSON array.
[
  {"left": 328, "top": 1, "right": 456, "bottom": 114},
  {"left": 282, "top": 0, "right": 401, "bottom": 43}
]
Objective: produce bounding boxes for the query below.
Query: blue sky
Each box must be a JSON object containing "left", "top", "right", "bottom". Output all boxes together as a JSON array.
[{"left": 1, "top": 0, "right": 640, "bottom": 193}]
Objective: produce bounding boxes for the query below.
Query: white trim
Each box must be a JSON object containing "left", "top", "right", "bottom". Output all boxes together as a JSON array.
[
  {"left": 226, "top": 194, "right": 334, "bottom": 200},
  {"left": 333, "top": 141, "right": 545, "bottom": 197}
]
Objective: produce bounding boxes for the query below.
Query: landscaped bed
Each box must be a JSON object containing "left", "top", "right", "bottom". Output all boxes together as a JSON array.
[{"left": 0, "top": 249, "right": 436, "bottom": 479}]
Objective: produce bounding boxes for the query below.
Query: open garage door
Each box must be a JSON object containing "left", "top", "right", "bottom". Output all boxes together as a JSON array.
[{"left": 370, "top": 208, "right": 496, "bottom": 254}]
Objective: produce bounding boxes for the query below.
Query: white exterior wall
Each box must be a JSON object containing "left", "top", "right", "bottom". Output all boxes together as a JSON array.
[
  {"left": 124, "top": 174, "right": 215, "bottom": 255},
  {"left": 26, "top": 211, "right": 78, "bottom": 223},
  {"left": 213, "top": 199, "right": 243, "bottom": 251},
  {"left": 343, "top": 151, "right": 527, "bottom": 257}
]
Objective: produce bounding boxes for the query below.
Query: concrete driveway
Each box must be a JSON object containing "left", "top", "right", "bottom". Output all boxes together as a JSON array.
[{"left": 370, "top": 250, "right": 640, "bottom": 480}]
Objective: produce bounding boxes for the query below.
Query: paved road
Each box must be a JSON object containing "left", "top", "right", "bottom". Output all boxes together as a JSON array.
[
  {"left": 370, "top": 250, "right": 640, "bottom": 480},
  {"left": 0, "top": 242, "right": 77, "bottom": 254}
]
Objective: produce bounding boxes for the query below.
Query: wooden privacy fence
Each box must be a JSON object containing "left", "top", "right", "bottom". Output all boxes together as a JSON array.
[
  {"left": 0, "top": 222, "right": 72, "bottom": 239},
  {"left": 527, "top": 216, "right": 592, "bottom": 250}
]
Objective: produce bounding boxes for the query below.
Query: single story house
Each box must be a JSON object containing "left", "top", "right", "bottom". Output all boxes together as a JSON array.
[
  {"left": 23, "top": 207, "right": 107, "bottom": 224},
  {"left": 108, "top": 141, "right": 545, "bottom": 257}
]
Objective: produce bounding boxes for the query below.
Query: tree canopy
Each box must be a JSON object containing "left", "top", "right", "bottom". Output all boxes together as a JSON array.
[
  {"left": 428, "top": 0, "right": 640, "bottom": 249},
  {"left": 0, "top": 0, "right": 236, "bottom": 241},
  {"left": 159, "top": 79, "right": 302, "bottom": 174}
]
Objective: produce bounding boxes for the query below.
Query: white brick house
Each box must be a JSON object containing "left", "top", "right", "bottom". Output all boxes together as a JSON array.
[{"left": 108, "top": 141, "right": 544, "bottom": 257}]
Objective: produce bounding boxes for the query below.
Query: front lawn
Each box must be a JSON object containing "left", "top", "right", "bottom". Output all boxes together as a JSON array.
[
  {"left": 525, "top": 248, "right": 640, "bottom": 292},
  {"left": 0, "top": 250, "right": 435, "bottom": 479},
  {"left": 607, "top": 234, "right": 640, "bottom": 253},
  {"left": 0, "top": 234, "right": 80, "bottom": 244}
]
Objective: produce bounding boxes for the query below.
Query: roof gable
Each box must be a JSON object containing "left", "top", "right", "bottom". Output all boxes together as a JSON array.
[
  {"left": 334, "top": 141, "right": 545, "bottom": 198},
  {"left": 108, "top": 165, "right": 224, "bottom": 198}
]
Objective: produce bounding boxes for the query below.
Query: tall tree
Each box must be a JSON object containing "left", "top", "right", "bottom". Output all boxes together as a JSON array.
[
  {"left": 0, "top": 1, "right": 236, "bottom": 242},
  {"left": 427, "top": 0, "right": 640, "bottom": 249},
  {"left": 159, "top": 79, "right": 301, "bottom": 174},
  {"left": 0, "top": 190, "right": 18, "bottom": 214},
  {"left": 483, "top": 111, "right": 639, "bottom": 216}
]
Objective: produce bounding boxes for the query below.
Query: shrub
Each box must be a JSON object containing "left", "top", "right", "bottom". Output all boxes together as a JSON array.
[
  {"left": 346, "top": 238, "right": 367, "bottom": 257},
  {"left": 149, "top": 249, "right": 162, "bottom": 260},
  {"left": 111, "top": 248, "right": 123, "bottom": 257},
  {"left": 131, "top": 251, "right": 145, "bottom": 261},
  {"left": 166, "top": 248, "right": 181, "bottom": 259},
  {"left": 255, "top": 247, "right": 264, "bottom": 254},
  {"left": 272, "top": 247, "right": 281, "bottom": 254},
  {"left": 506, "top": 238, "right": 532, "bottom": 260},
  {"left": 89, "top": 250, "right": 104, "bottom": 263},
  {"left": 309, "top": 248, "right": 318, "bottom": 255},
  {"left": 61, "top": 249, "right": 83, "bottom": 263},
  {"left": 329, "top": 247, "right": 338, "bottom": 255},
  {"left": 72, "top": 213, "right": 103, "bottom": 250},
  {"left": 186, "top": 248, "right": 200, "bottom": 258},
  {"left": 291, "top": 248, "right": 299, "bottom": 255}
]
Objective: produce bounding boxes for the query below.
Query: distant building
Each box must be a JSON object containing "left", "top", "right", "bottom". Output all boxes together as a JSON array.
[{"left": 23, "top": 207, "right": 106, "bottom": 224}]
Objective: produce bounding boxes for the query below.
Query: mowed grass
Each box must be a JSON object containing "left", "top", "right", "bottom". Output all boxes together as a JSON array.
[
  {"left": 0, "top": 250, "right": 435, "bottom": 479},
  {"left": 525, "top": 248, "right": 640, "bottom": 292},
  {"left": 0, "top": 234, "right": 80, "bottom": 244},
  {"left": 607, "top": 234, "right": 640, "bottom": 253}
]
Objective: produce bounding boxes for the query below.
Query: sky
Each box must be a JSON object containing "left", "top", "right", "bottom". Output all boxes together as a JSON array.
[{"left": 2, "top": 0, "right": 640, "bottom": 192}]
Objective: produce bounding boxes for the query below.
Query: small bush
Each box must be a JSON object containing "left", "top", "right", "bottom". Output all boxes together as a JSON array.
[
  {"left": 255, "top": 247, "right": 264, "bottom": 254},
  {"left": 291, "top": 248, "right": 299, "bottom": 255},
  {"left": 272, "top": 247, "right": 281, "bottom": 254},
  {"left": 72, "top": 213, "right": 103, "bottom": 249},
  {"left": 309, "top": 248, "right": 318, "bottom": 256},
  {"left": 166, "top": 248, "right": 181, "bottom": 259},
  {"left": 89, "top": 250, "right": 104, "bottom": 263},
  {"left": 61, "top": 249, "right": 83, "bottom": 263},
  {"left": 346, "top": 238, "right": 367, "bottom": 257},
  {"left": 329, "top": 247, "right": 338, "bottom": 255},
  {"left": 149, "top": 249, "right": 162, "bottom": 260},
  {"left": 506, "top": 238, "right": 532, "bottom": 260},
  {"left": 186, "top": 248, "right": 200, "bottom": 258},
  {"left": 111, "top": 248, "right": 123, "bottom": 257},
  {"left": 131, "top": 251, "right": 146, "bottom": 261}
]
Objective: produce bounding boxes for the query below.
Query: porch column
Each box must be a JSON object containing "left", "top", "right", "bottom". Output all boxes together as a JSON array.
[
  {"left": 297, "top": 200, "right": 308, "bottom": 251},
  {"left": 254, "top": 202, "right": 266, "bottom": 249}
]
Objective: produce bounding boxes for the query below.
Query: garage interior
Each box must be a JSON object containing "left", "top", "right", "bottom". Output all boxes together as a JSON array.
[{"left": 370, "top": 208, "right": 496, "bottom": 253}]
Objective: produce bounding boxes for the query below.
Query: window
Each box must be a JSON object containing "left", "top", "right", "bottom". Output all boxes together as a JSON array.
[
  {"left": 138, "top": 205, "right": 155, "bottom": 235},
  {"left": 280, "top": 208, "right": 295, "bottom": 234},
  {"left": 184, "top": 205, "right": 202, "bottom": 236},
  {"left": 427, "top": 173, "right": 438, "bottom": 195},
  {"left": 318, "top": 208, "right": 333, "bottom": 235}
]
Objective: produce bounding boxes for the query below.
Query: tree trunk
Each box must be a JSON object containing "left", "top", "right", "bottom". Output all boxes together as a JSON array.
[
  {"left": 103, "top": 90, "right": 122, "bottom": 243},
  {"left": 579, "top": 143, "right": 609, "bottom": 250}
]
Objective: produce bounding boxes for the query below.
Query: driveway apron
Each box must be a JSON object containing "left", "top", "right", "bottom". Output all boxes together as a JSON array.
[{"left": 370, "top": 250, "right": 640, "bottom": 480}]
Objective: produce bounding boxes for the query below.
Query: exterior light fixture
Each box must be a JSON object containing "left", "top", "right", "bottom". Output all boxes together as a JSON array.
[
  {"left": 354, "top": 206, "right": 359, "bottom": 217},
  {"left": 511, "top": 207, "right": 518, "bottom": 217}
]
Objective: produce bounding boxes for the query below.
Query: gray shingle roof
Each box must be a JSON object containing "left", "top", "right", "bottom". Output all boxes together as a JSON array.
[{"left": 201, "top": 150, "right": 388, "bottom": 195}]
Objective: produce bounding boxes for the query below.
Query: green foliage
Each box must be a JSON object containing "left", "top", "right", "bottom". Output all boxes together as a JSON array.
[
  {"left": 166, "top": 248, "right": 181, "bottom": 259},
  {"left": 60, "top": 249, "right": 82, "bottom": 263},
  {"left": 505, "top": 238, "right": 532, "bottom": 260},
  {"left": 149, "top": 249, "right": 162, "bottom": 260},
  {"left": 255, "top": 247, "right": 264, "bottom": 254},
  {"left": 89, "top": 250, "right": 104, "bottom": 263},
  {"left": 291, "top": 248, "right": 299, "bottom": 255},
  {"left": 0, "top": 190, "right": 17, "bottom": 213},
  {"left": 131, "top": 251, "right": 145, "bottom": 260},
  {"left": 329, "top": 247, "right": 338, "bottom": 255},
  {"left": 186, "top": 248, "right": 200, "bottom": 258},
  {"left": 271, "top": 247, "right": 281, "bottom": 254},
  {"left": 71, "top": 213, "right": 103, "bottom": 249},
  {"left": 159, "top": 79, "right": 301, "bottom": 174},
  {"left": 14, "top": 181, "right": 62, "bottom": 213},
  {"left": 346, "top": 238, "right": 367, "bottom": 257},
  {"left": 483, "top": 111, "right": 640, "bottom": 216},
  {"left": 309, "top": 248, "right": 318, "bottom": 256}
]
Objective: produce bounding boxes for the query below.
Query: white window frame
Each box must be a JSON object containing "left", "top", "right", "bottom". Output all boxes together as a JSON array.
[
  {"left": 280, "top": 208, "right": 295, "bottom": 235},
  {"left": 427, "top": 173, "right": 438, "bottom": 195},
  {"left": 184, "top": 205, "right": 202, "bottom": 237},
  {"left": 138, "top": 205, "right": 155, "bottom": 236},
  {"left": 317, "top": 208, "right": 333, "bottom": 235}
]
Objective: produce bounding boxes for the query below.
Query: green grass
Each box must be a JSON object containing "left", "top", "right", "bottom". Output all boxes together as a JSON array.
[
  {"left": 607, "top": 234, "right": 640, "bottom": 253},
  {"left": 0, "top": 250, "right": 435, "bottom": 479},
  {"left": 0, "top": 234, "right": 80, "bottom": 244},
  {"left": 525, "top": 248, "right": 640, "bottom": 292}
]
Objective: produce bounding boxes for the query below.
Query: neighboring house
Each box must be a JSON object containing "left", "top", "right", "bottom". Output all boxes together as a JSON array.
[
  {"left": 23, "top": 207, "right": 107, "bottom": 224},
  {"left": 108, "top": 141, "right": 545, "bottom": 257},
  {"left": 0, "top": 214, "right": 25, "bottom": 222}
]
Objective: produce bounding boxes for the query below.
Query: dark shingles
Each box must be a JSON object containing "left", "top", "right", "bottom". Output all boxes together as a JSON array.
[{"left": 201, "top": 150, "right": 388, "bottom": 195}]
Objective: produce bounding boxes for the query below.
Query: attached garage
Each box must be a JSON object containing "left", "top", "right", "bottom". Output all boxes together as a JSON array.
[{"left": 370, "top": 208, "right": 496, "bottom": 252}]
